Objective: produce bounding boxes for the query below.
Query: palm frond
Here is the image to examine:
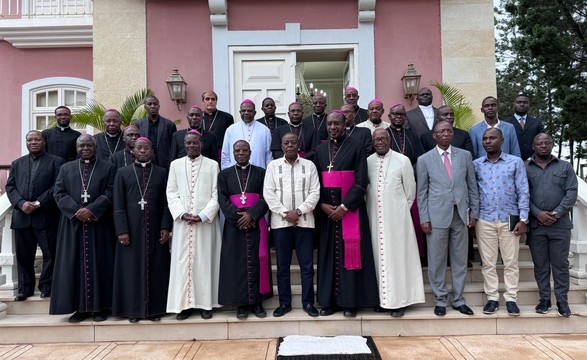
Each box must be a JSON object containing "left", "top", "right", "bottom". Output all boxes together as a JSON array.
[
  {"left": 120, "top": 88, "right": 153, "bottom": 127},
  {"left": 431, "top": 81, "right": 478, "bottom": 131},
  {"left": 70, "top": 100, "right": 107, "bottom": 131}
]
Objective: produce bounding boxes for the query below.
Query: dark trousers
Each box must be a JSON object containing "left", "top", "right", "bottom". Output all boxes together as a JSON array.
[
  {"left": 14, "top": 227, "right": 56, "bottom": 295},
  {"left": 272, "top": 227, "right": 314, "bottom": 306},
  {"left": 527, "top": 226, "right": 571, "bottom": 303}
]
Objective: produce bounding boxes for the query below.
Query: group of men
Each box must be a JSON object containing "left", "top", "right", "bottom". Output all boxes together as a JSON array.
[{"left": 5, "top": 87, "right": 577, "bottom": 325}]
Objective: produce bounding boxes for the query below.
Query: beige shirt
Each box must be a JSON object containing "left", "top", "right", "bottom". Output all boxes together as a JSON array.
[
  {"left": 356, "top": 119, "right": 390, "bottom": 135},
  {"left": 263, "top": 156, "right": 320, "bottom": 229}
]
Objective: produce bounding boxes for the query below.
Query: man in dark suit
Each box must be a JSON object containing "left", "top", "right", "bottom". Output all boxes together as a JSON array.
[
  {"left": 170, "top": 106, "right": 218, "bottom": 162},
  {"left": 406, "top": 88, "right": 439, "bottom": 140},
  {"left": 6, "top": 130, "right": 64, "bottom": 301},
  {"left": 417, "top": 121, "right": 479, "bottom": 317},
  {"left": 134, "top": 95, "right": 177, "bottom": 169},
  {"left": 271, "top": 102, "right": 318, "bottom": 160},
  {"left": 341, "top": 103, "right": 373, "bottom": 156},
  {"left": 420, "top": 105, "right": 474, "bottom": 155},
  {"left": 503, "top": 93, "right": 545, "bottom": 160}
]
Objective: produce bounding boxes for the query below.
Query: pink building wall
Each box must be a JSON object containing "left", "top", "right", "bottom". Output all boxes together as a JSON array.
[
  {"left": 0, "top": 41, "right": 92, "bottom": 165},
  {"left": 146, "top": 0, "right": 443, "bottom": 128}
]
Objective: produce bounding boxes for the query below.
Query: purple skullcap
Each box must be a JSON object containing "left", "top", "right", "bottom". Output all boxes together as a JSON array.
[
  {"left": 290, "top": 101, "right": 302, "bottom": 106},
  {"left": 241, "top": 99, "right": 255, "bottom": 105},
  {"left": 330, "top": 110, "right": 344, "bottom": 115},
  {"left": 345, "top": 86, "right": 358, "bottom": 93},
  {"left": 369, "top": 98, "right": 383, "bottom": 104},
  {"left": 189, "top": 105, "right": 202, "bottom": 110},
  {"left": 389, "top": 103, "right": 402, "bottom": 110},
  {"left": 136, "top": 137, "right": 151, "bottom": 143},
  {"left": 188, "top": 129, "right": 202, "bottom": 135}
]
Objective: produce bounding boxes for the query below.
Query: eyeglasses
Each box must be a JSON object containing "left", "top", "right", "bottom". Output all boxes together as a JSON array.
[
  {"left": 534, "top": 141, "right": 553, "bottom": 146},
  {"left": 373, "top": 138, "right": 388, "bottom": 144},
  {"left": 390, "top": 112, "right": 406, "bottom": 117}
]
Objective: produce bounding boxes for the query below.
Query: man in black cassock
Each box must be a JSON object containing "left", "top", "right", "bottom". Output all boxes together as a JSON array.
[
  {"left": 170, "top": 105, "right": 218, "bottom": 162},
  {"left": 112, "top": 137, "right": 172, "bottom": 323},
  {"left": 302, "top": 94, "right": 329, "bottom": 142},
  {"left": 341, "top": 103, "right": 373, "bottom": 156},
  {"left": 109, "top": 125, "right": 140, "bottom": 169},
  {"left": 6, "top": 130, "right": 64, "bottom": 301},
  {"left": 202, "top": 90, "right": 234, "bottom": 156},
  {"left": 256, "top": 97, "right": 287, "bottom": 139},
  {"left": 135, "top": 95, "right": 177, "bottom": 169},
  {"left": 313, "top": 110, "right": 379, "bottom": 318},
  {"left": 42, "top": 106, "right": 81, "bottom": 162},
  {"left": 50, "top": 134, "right": 117, "bottom": 323},
  {"left": 271, "top": 102, "right": 318, "bottom": 160},
  {"left": 218, "top": 140, "right": 272, "bottom": 319},
  {"left": 94, "top": 109, "right": 125, "bottom": 161}
]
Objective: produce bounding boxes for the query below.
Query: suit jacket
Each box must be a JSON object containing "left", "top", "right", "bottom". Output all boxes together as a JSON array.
[
  {"left": 420, "top": 128, "right": 474, "bottom": 156},
  {"left": 416, "top": 146, "right": 479, "bottom": 228},
  {"left": 503, "top": 115, "right": 544, "bottom": 160},
  {"left": 405, "top": 106, "right": 439, "bottom": 139},
  {"left": 271, "top": 123, "right": 319, "bottom": 160},
  {"left": 6, "top": 152, "right": 64, "bottom": 229},
  {"left": 134, "top": 116, "right": 177, "bottom": 169}
]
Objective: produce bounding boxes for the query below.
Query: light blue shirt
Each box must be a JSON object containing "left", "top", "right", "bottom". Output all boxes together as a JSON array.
[
  {"left": 469, "top": 120, "right": 521, "bottom": 159},
  {"left": 473, "top": 152, "right": 529, "bottom": 223}
]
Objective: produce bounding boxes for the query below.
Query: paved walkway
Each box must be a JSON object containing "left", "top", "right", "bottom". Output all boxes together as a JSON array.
[{"left": 0, "top": 335, "right": 586, "bottom": 359}]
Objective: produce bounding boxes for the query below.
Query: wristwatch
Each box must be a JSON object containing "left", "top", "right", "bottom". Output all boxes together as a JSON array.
[
  {"left": 33, "top": 200, "right": 40, "bottom": 207},
  {"left": 520, "top": 218, "right": 529, "bottom": 224},
  {"left": 340, "top": 204, "right": 349, "bottom": 211},
  {"left": 295, "top": 209, "right": 302, "bottom": 216}
]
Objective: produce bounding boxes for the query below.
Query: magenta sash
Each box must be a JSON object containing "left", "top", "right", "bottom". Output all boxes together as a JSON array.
[
  {"left": 229, "top": 193, "right": 270, "bottom": 294},
  {"left": 321, "top": 170, "right": 362, "bottom": 270}
]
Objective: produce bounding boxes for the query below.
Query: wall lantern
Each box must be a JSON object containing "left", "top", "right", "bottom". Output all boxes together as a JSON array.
[
  {"left": 166, "top": 68, "right": 187, "bottom": 111},
  {"left": 401, "top": 63, "right": 421, "bottom": 104}
]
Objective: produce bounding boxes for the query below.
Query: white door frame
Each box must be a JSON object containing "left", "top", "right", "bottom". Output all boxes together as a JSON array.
[{"left": 212, "top": 22, "right": 375, "bottom": 113}]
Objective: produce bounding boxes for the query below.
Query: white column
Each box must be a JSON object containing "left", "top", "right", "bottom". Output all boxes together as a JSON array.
[{"left": 570, "top": 178, "right": 587, "bottom": 290}]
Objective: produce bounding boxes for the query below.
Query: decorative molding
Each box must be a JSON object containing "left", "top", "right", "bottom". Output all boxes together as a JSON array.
[
  {"left": 358, "top": 0, "right": 376, "bottom": 23},
  {"left": 0, "top": 17, "right": 92, "bottom": 48},
  {"left": 208, "top": 0, "right": 227, "bottom": 27}
]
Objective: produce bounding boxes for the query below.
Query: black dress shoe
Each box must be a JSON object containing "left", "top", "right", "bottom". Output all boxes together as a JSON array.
[
  {"left": 303, "top": 304, "right": 319, "bottom": 317},
  {"left": 237, "top": 306, "right": 249, "bottom": 320},
  {"left": 200, "top": 309, "right": 213, "bottom": 319},
  {"left": 391, "top": 307, "right": 406, "bottom": 317},
  {"left": 40, "top": 292, "right": 51, "bottom": 299},
  {"left": 253, "top": 304, "right": 267, "bottom": 318},
  {"left": 93, "top": 310, "right": 109, "bottom": 322},
  {"left": 483, "top": 300, "right": 499, "bottom": 314},
  {"left": 14, "top": 294, "right": 29, "bottom": 302},
  {"left": 434, "top": 306, "right": 446, "bottom": 316},
  {"left": 343, "top": 308, "right": 357, "bottom": 318},
  {"left": 319, "top": 306, "right": 339, "bottom": 316},
  {"left": 176, "top": 308, "right": 194, "bottom": 320},
  {"left": 273, "top": 304, "right": 292, "bottom": 317},
  {"left": 453, "top": 304, "right": 474, "bottom": 315},
  {"left": 68, "top": 311, "right": 91, "bottom": 323},
  {"left": 129, "top": 317, "right": 140, "bottom": 323}
]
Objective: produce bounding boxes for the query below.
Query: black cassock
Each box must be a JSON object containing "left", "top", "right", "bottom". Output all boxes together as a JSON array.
[
  {"left": 112, "top": 162, "right": 172, "bottom": 318},
  {"left": 50, "top": 158, "right": 116, "bottom": 315},
  {"left": 94, "top": 132, "right": 125, "bottom": 161},
  {"left": 42, "top": 126, "right": 81, "bottom": 162},
  {"left": 217, "top": 164, "right": 273, "bottom": 306},
  {"left": 314, "top": 135, "right": 379, "bottom": 308}
]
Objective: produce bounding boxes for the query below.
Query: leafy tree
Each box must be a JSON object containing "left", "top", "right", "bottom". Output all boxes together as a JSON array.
[{"left": 431, "top": 81, "right": 477, "bottom": 131}]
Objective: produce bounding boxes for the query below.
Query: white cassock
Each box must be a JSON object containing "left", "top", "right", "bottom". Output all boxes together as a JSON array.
[
  {"left": 366, "top": 150, "right": 425, "bottom": 309},
  {"left": 221, "top": 121, "right": 272, "bottom": 170},
  {"left": 166, "top": 155, "right": 222, "bottom": 312}
]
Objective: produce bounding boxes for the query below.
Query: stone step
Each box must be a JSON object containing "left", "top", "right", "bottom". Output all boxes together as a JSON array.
[
  {"left": 0, "top": 304, "right": 585, "bottom": 344},
  {"left": 5, "top": 281, "right": 586, "bottom": 316}
]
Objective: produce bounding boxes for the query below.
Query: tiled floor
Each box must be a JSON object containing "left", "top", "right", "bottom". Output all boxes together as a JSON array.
[{"left": 0, "top": 335, "right": 585, "bottom": 359}]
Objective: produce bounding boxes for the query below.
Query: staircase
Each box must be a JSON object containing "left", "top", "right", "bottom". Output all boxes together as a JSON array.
[{"left": 0, "top": 180, "right": 587, "bottom": 344}]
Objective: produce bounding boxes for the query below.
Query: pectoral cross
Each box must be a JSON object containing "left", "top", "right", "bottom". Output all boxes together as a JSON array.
[
  {"left": 327, "top": 163, "right": 334, "bottom": 172},
  {"left": 81, "top": 191, "right": 91, "bottom": 203},
  {"left": 240, "top": 192, "right": 247, "bottom": 205},
  {"left": 138, "top": 197, "right": 147, "bottom": 211}
]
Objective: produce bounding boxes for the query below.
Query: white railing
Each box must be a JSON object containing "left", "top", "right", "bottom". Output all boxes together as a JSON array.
[
  {"left": 571, "top": 176, "right": 587, "bottom": 287},
  {"left": 0, "top": 194, "right": 16, "bottom": 299},
  {"left": 0, "top": 0, "right": 92, "bottom": 18}
]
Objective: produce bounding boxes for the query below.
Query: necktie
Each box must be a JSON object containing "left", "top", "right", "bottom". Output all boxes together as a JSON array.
[
  {"left": 520, "top": 116, "right": 525, "bottom": 129},
  {"left": 444, "top": 151, "right": 452, "bottom": 180}
]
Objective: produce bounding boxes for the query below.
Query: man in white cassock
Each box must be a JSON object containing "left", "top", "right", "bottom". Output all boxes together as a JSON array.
[
  {"left": 366, "top": 128, "right": 425, "bottom": 317},
  {"left": 166, "top": 131, "right": 222, "bottom": 320}
]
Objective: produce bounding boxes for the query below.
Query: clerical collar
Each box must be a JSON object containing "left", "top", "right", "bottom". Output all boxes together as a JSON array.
[
  {"left": 345, "top": 125, "right": 354, "bottom": 130},
  {"left": 106, "top": 131, "right": 120, "bottom": 138},
  {"left": 134, "top": 160, "right": 151, "bottom": 167},
  {"left": 378, "top": 150, "right": 390, "bottom": 158},
  {"left": 81, "top": 158, "right": 95, "bottom": 164},
  {"left": 313, "top": 113, "right": 325, "bottom": 117},
  {"left": 290, "top": 122, "right": 302, "bottom": 128},
  {"left": 238, "top": 163, "right": 250, "bottom": 170},
  {"left": 57, "top": 125, "right": 71, "bottom": 131},
  {"left": 331, "top": 134, "right": 347, "bottom": 143},
  {"left": 30, "top": 151, "right": 44, "bottom": 160}
]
